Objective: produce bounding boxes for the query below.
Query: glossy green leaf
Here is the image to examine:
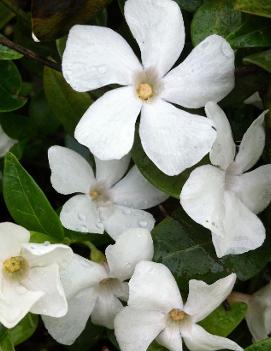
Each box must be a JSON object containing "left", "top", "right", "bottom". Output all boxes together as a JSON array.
[
  {"left": 235, "top": 0, "right": 271, "bottom": 18},
  {"left": 3, "top": 152, "right": 64, "bottom": 239},
  {"left": 0, "top": 61, "right": 27, "bottom": 112},
  {"left": 200, "top": 303, "right": 247, "bottom": 337},
  {"left": 147, "top": 343, "right": 167, "bottom": 351},
  {"left": 244, "top": 50, "right": 271, "bottom": 73},
  {"left": 192, "top": 0, "right": 271, "bottom": 48},
  {"left": 43, "top": 67, "right": 92, "bottom": 134},
  {"left": 153, "top": 209, "right": 271, "bottom": 288},
  {"left": 31, "top": 0, "right": 110, "bottom": 41},
  {"left": 30, "top": 231, "right": 58, "bottom": 243},
  {"left": 9, "top": 314, "right": 39, "bottom": 346},
  {"left": 245, "top": 338, "right": 271, "bottom": 351},
  {"left": 0, "top": 336, "right": 14, "bottom": 351},
  {"left": 132, "top": 134, "right": 205, "bottom": 198},
  {"left": 0, "top": 44, "right": 23, "bottom": 60}
]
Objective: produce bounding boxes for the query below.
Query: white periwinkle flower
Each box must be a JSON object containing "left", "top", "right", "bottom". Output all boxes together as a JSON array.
[
  {"left": 0, "top": 222, "right": 72, "bottom": 328},
  {"left": 62, "top": 0, "right": 235, "bottom": 176},
  {"left": 115, "top": 261, "right": 242, "bottom": 351},
  {"left": 0, "top": 125, "right": 17, "bottom": 157},
  {"left": 180, "top": 102, "right": 271, "bottom": 257},
  {"left": 48, "top": 145, "right": 167, "bottom": 239},
  {"left": 42, "top": 228, "right": 154, "bottom": 345}
]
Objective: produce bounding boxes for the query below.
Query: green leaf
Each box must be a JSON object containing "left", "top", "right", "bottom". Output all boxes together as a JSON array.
[
  {"left": 191, "top": 0, "right": 271, "bottom": 48},
  {"left": 199, "top": 303, "right": 247, "bottom": 337},
  {"left": 132, "top": 133, "right": 206, "bottom": 198},
  {"left": 0, "top": 3, "right": 14, "bottom": 29},
  {"left": 0, "top": 44, "right": 23, "bottom": 60},
  {"left": 3, "top": 152, "right": 64, "bottom": 239},
  {"left": 0, "top": 335, "right": 14, "bottom": 351},
  {"left": 244, "top": 50, "right": 271, "bottom": 73},
  {"left": 152, "top": 209, "right": 271, "bottom": 288},
  {"left": 147, "top": 343, "right": 167, "bottom": 351},
  {"left": 30, "top": 231, "right": 58, "bottom": 243},
  {"left": 245, "top": 338, "right": 271, "bottom": 351},
  {"left": 235, "top": 0, "right": 271, "bottom": 19},
  {"left": 9, "top": 314, "right": 39, "bottom": 346},
  {"left": 174, "top": 0, "right": 202, "bottom": 12},
  {"left": 31, "top": 0, "right": 110, "bottom": 41},
  {"left": 43, "top": 67, "right": 92, "bottom": 134},
  {"left": 0, "top": 61, "right": 27, "bottom": 112}
]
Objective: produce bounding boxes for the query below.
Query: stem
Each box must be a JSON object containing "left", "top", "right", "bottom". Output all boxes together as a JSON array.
[
  {"left": 227, "top": 291, "right": 251, "bottom": 305},
  {"left": 0, "top": 36, "right": 61, "bottom": 71}
]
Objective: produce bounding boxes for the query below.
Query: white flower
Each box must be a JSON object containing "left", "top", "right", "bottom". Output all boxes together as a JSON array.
[
  {"left": 180, "top": 102, "right": 271, "bottom": 257},
  {"left": 0, "top": 125, "right": 17, "bottom": 157},
  {"left": 0, "top": 222, "right": 73, "bottom": 328},
  {"left": 115, "top": 261, "right": 242, "bottom": 351},
  {"left": 48, "top": 145, "right": 167, "bottom": 239},
  {"left": 42, "top": 228, "right": 154, "bottom": 345},
  {"left": 62, "top": 0, "right": 235, "bottom": 176}
]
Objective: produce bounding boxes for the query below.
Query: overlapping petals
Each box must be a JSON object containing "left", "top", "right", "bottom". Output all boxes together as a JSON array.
[
  {"left": 48, "top": 146, "right": 167, "bottom": 238},
  {"left": 180, "top": 103, "right": 271, "bottom": 257}
]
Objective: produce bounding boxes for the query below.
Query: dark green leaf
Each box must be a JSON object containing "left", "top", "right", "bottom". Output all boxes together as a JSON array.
[
  {"left": 0, "top": 44, "right": 23, "bottom": 60},
  {"left": 3, "top": 152, "right": 64, "bottom": 239},
  {"left": 199, "top": 303, "right": 247, "bottom": 337},
  {"left": 153, "top": 209, "right": 271, "bottom": 288},
  {"left": 43, "top": 67, "right": 92, "bottom": 134},
  {"left": 235, "top": 0, "right": 271, "bottom": 19},
  {"left": 0, "top": 61, "right": 27, "bottom": 112},
  {"left": 244, "top": 50, "right": 271, "bottom": 73},
  {"left": 9, "top": 314, "right": 39, "bottom": 346},
  {"left": 192, "top": 0, "right": 271, "bottom": 48},
  {"left": 0, "top": 335, "right": 14, "bottom": 351},
  {"left": 245, "top": 338, "right": 271, "bottom": 351},
  {"left": 0, "top": 3, "right": 15, "bottom": 29},
  {"left": 174, "top": 0, "right": 202, "bottom": 12},
  {"left": 147, "top": 343, "right": 167, "bottom": 351},
  {"left": 31, "top": 0, "right": 110, "bottom": 41}
]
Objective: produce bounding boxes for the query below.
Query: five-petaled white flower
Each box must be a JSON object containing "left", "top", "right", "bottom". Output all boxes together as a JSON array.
[
  {"left": 0, "top": 125, "right": 17, "bottom": 157},
  {"left": 62, "top": 0, "right": 235, "bottom": 176},
  {"left": 180, "top": 102, "right": 271, "bottom": 257},
  {"left": 48, "top": 145, "right": 167, "bottom": 239},
  {"left": 42, "top": 228, "right": 154, "bottom": 345},
  {"left": 0, "top": 222, "right": 72, "bottom": 328},
  {"left": 115, "top": 261, "right": 242, "bottom": 351}
]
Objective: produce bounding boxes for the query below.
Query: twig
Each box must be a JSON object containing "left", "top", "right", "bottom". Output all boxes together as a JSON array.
[{"left": 0, "top": 36, "right": 61, "bottom": 71}]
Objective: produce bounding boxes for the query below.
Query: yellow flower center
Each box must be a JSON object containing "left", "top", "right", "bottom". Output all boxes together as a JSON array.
[
  {"left": 90, "top": 189, "right": 100, "bottom": 200},
  {"left": 137, "top": 83, "right": 153, "bottom": 101},
  {"left": 3, "top": 256, "right": 27, "bottom": 274},
  {"left": 169, "top": 309, "right": 187, "bottom": 321}
]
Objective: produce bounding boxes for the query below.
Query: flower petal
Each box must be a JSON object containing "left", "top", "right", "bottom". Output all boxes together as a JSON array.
[
  {"left": 246, "top": 283, "right": 271, "bottom": 341},
  {"left": 111, "top": 166, "right": 168, "bottom": 209},
  {"left": 229, "top": 111, "right": 267, "bottom": 175},
  {"left": 95, "top": 153, "right": 131, "bottom": 188},
  {"left": 75, "top": 87, "right": 142, "bottom": 160},
  {"left": 180, "top": 165, "right": 226, "bottom": 236},
  {"left": 184, "top": 273, "right": 236, "bottom": 322},
  {"left": 162, "top": 35, "right": 235, "bottom": 108},
  {"left": 115, "top": 307, "right": 165, "bottom": 351},
  {"left": 0, "top": 276, "right": 43, "bottom": 328},
  {"left": 205, "top": 102, "right": 235, "bottom": 170},
  {"left": 212, "top": 191, "right": 265, "bottom": 257},
  {"left": 124, "top": 0, "right": 184, "bottom": 77},
  {"left": 42, "top": 287, "right": 97, "bottom": 345},
  {"left": 48, "top": 146, "right": 95, "bottom": 195},
  {"left": 22, "top": 243, "right": 72, "bottom": 269},
  {"left": 0, "top": 125, "right": 16, "bottom": 157},
  {"left": 228, "top": 165, "right": 271, "bottom": 214},
  {"left": 156, "top": 326, "right": 183, "bottom": 351},
  {"left": 60, "top": 254, "right": 106, "bottom": 298},
  {"left": 182, "top": 324, "right": 243, "bottom": 351},
  {"left": 128, "top": 261, "right": 183, "bottom": 312},
  {"left": 100, "top": 205, "right": 155, "bottom": 240},
  {"left": 106, "top": 228, "right": 154, "bottom": 281},
  {"left": 91, "top": 291, "right": 123, "bottom": 329},
  {"left": 0, "top": 222, "right": 30, "bottom": 261},
  {"left": 140, "top": 100, "right": 216, "bottom": 176},
  {"left": 62, "top": 25, "right": 142, "bottom": 92},
  {"left": 60, "top": 195, "right": 103, "bottom": 234},
  {"left": 22, "top": 264, "right": 67, "bottom": 317}
]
